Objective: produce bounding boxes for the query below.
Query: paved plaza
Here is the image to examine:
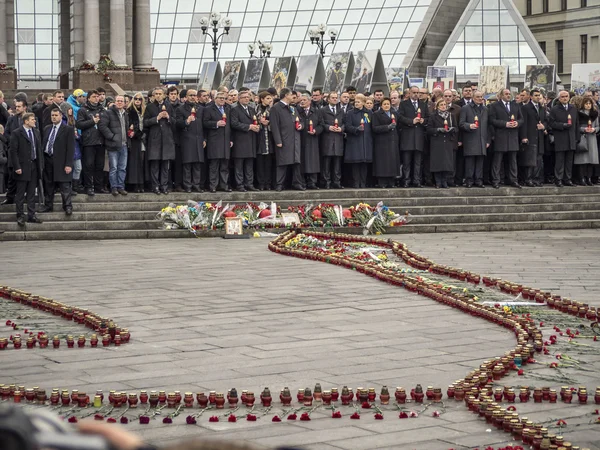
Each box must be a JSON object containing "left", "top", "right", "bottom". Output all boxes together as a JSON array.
[{"left": 2, "top": 230, "right": 600, "bottom": 449}]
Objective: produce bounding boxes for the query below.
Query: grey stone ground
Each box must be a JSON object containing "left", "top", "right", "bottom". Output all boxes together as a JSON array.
[{"left": 1, "top": 230, "right": 600, "bottom": 449}]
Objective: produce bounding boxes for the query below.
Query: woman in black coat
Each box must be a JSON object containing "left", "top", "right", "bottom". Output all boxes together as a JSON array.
[
  {"left": 427, "top": 99, "right": 458, "bottom": 188},
  {"left": 344, "top": 94, "right": 373, "bottom": 188},
  {"left": 255, "top": 91, "right": 274, "bottom": 190},
  {"left": 126, "top": 94, "right": 146, "bottom": 192},
  {"left": 371, "top": 98, "right": 400, "bottom": 188}
]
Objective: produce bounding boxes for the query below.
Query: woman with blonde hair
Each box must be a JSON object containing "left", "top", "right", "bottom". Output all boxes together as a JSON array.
[
  {"left": 126, "top": 93, "right": 147, "bottom": 192},
  {"left": 573, "top": 96, "right": 599, "bottom": 185}
]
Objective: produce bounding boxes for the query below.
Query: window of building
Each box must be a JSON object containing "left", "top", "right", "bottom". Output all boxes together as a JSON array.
[
  {"left": 561, "top": 0, "right": 567, "bottom": 10},
  {"left": 539, "top": 41, "right": 546, "bottom": 54},
  {"left": 543, "top": 0, "right": 549, "bottom": 13},
  {"left": 526, "top": 0, "right": 532, "bottom": 15},
  {"left": 581, "top": 34, "right": 588, "bottom": 63},
  {"left": 556, "top": 40, "right": 564, "bottom": 73}
]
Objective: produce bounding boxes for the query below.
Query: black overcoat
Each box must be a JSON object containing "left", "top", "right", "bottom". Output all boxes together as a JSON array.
[
  {"left": 298, "top": 106, "right": 322, "bottom": 174},
  {"left": 176, "top": 103, "right": 206, "bottom": 164},
  {"left": 9, "top": 126, "right": 43, "bottom": 182},
  {"left": 549, "top": 103, "right": 580, "bottom": 152},
  {"left": 269, "top": 101, "right": 301, "bottom": 166},
  {"left": 143, "top": 101, "right": 175, "bottom": 161},
  {"left": 426, "top": 114, "right": 456, "bottom": 173},
  {"left": 344, "top": 107, "right": 373, "bottom": 163},
  {"left": 42, "top": 124, "right": 75, "bottom": 182},
  {"left": 371, "top": 109, "right": 400, "bottom": 178},
  {"left": 398, "top": 99, "right": 429, "bottom": 152},
  {"left": 318, "top": 105, "right": 345, "bottom": 157},
  {"left": 202, "top": 103, "right": 232, "bottom": 160},
  {"left": 126, "top": 108, "right": 145, "bottom": 185},
  {"left": 489, "top": 101, "right": 523, "bottom": 152},
  {"left": 230, "top": 104, "right": 258, "bottom": 159},
  {"left": 518, "top": 102, "right": 547, "bottom": 166},
  {"left": 459, "top": 103, "right": 490, "bottom": 157}
]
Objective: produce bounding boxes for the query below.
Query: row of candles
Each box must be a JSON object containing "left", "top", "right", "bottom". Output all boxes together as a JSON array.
[{"left": 0, "top": 331, "right": 131, "bottom": 349}]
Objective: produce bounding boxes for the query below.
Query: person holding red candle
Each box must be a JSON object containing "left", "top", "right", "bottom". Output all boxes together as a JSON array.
[
  {"left": 518, "top": 88, "right": 548, "bottom": 187},
  {"left": 573, "top": 96, "right": 599, "bottom": 186},
  {"left": 427, "top": 99, "right": 457, "bottom": 188},
  {"left": 549, "top": 90, "right": 580, "bottom": 187},
  {"left": 230, "top": 91, "right": 259, "bottom": 192},
  {"left": 398, "top": 86, "right": 429, "bottom": 188},
  {"left": 297, "top": 92, "right": 321, "bottom": 190},
  {"left": 460, "top": 91, "right": 490, "bottom": 188},
  {"left": 175, "top": 89, "right": 206, "bottom": 193},
  {"left": 344, "top": 94, "right": 373, "bottom": 188},
  {"left": 372, "top": 97, "right": 401, "bottom": 188},
  {"left": 318, "top": 91, "right": 345, "bottom": 189},
  {"left": 202, "top": 92, "right": 232, "bottom": 193}
]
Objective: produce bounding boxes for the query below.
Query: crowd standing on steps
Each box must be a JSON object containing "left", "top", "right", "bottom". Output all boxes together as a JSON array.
[{"left": 0, "top": 85, "right": 599, "bottom": 227}]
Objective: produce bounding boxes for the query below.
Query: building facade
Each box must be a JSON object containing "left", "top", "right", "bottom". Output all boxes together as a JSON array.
[{"left": 514, "top": 0, "right": 600, "bottom": 86}]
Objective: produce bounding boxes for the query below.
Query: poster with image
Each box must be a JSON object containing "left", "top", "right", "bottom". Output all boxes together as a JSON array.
[
  {"left": 571, "top": 64, "right": 600, "bottom": 95},
  {"left": 271, "top": 57, "right": 297, "bottom": 93},
  {"left": 199, "top": 61, "right": 222, "bottom": 91},
  {"left": 243, "top": 59, "right": 268, "bottom": 93},
  {"left": 525, "top": 65, "right": 556, "bottom": 93},
  {"left": 221, "top": 61, "right": 245, "bottom": 90},
  {"left": 294, "top": 54, "right": 324, "bottom": 92},
  {"left": 386, "top": 67, "right": 406, "bottom": 93},
  {"left": 478, "top": 66, "right": 509, "bottom": 96},
  {"left": 323, "top": 52, "right": 353, "bottom": 94},
  {"left": 351, "top": 50, "right": 387, "bottom": 94},
  {"left": 426, "top": 66, "right": 456, "bottom": 92}
]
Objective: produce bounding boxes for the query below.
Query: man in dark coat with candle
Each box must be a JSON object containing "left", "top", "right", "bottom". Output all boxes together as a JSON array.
[
  {"left": 519, "top": 88, "right": 548, "bottom": 187},
  {"left": 230, "top": 90, "right": 259, "bottom": 192},
  {"left": 269, "top": 88, "right": 303, "bottom": 192},
  {"left": 202, "top": 92, "right": 232, "bottom": 193},
  {"left": 318, "top": 91, "right": 345, "bottom": 189},
  {"left": 176, "top": 89, "right": 206, "bottom": 193},
  {"left": 40, "top": 108, "right": 75, "bottom": 214},
  {"left": 297, "top": 92, "right": 321, "bottom": 190},
  {"left": 398, "top": 86, "right": 429, "bottom": 188},
  {"left": 144, "top": 88, "right": 175, "bottom": 194},
  {"left": 459, "top": 91, "right": 490, "bottom": 188},
  {"left": 489, "top": 89, "right": 524, "bottom": 189},
  {"left": 549, "top": 90, "right": 579, "bottom": 187}
]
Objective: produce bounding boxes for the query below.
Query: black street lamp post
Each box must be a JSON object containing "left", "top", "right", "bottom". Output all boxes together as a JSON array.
[
  {"left": 248, "top": 41, "right": 273, "bottom": 59},
  {"left": 309, "top": 23, "right": 338, "bottom": 58},
  {"left": 199, "top": 12, "right": 232, "bottom": 62}
]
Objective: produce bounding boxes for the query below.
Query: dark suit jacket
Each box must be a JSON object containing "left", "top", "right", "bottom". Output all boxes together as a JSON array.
[
  {"left": 202, "top": 103, "right": 232, "bottom": 160},
  {"left": 9, "top": 126, "right": 43, "bottom": 182},
  {"left": 230, "top": 104, "right": 258, "bottom": 159},
  {"left": 549, "top": 103, "right": 580, "bottom": 152},
  {"left": 319, "top": 104, "right": 345, "bottom": 157},
  {"left": 398, "top": 99, "right": 429, "bottom": 152},
  {"left": 489, "top": 100, "right": 524, "bottom": 152},
  {"left": 42, "top": 123, "right": 75, "bottom": 182}
]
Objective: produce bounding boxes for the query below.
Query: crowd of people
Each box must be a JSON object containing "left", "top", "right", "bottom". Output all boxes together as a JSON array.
[{"left": 0, "top": 83, "right": 599, "bottom": 226}]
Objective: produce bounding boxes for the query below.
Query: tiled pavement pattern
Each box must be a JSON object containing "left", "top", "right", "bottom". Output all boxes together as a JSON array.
[{"left": 1, "top": 230, "right": 600, "bottom": 449}]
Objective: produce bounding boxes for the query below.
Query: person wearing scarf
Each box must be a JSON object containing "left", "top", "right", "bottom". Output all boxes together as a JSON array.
[
  {"left": 573, "top": 96, "right": 599, "bottom": 186},
  {"left": 126, "top": 93, "right": 147, "bottom": 192},
  {"left": 427, "top": 99, "right": 458, "bottom": 188}
]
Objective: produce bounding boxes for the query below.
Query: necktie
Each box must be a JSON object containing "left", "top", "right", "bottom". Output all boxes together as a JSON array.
[
  {"left": 413, "top": 102, "right": 418, "bottom": 111},
  {"left": 306, "top": 108, "right": 310, "bottom": 115},
  {"left": 244, "top": 106, "right": 248, "bottom": 115},
  {"left": 47, "top": 126, "right": 57, "bottom": 156},
  {"left": 219, "top": 106, "right": 224, "bottom": 115},
  {"left": 505, "top": 102, "right": 510, "bottom": 113},
  {"left": 331, "top": 106, "right": 335, "bottom": 114},
  {"left": 28, "top": 129, "right": 36, "bottom": 160}
]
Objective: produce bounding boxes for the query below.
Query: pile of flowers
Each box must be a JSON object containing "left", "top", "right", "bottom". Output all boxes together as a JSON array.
[{"left": 157, "top": 200, "right": 411, "bottom": 235}]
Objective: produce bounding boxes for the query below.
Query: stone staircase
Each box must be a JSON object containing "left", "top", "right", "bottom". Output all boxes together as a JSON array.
[{"left": 2, "top": 186, "right": 600, "bottom": 241}]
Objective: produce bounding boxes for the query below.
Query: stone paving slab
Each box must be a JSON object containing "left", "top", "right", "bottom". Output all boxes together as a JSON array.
[{"left": 1, "top": 230, "right": 600, "bottom": 449}]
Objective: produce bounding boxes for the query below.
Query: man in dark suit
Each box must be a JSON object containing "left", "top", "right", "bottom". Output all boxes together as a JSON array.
[
  {"left": 202, "top": 92, "right": 232, "bottom": 192},
  {"left": 456, "top": 85, "right": 473, "bottom": 107},
  {"left": 398, "top": 86, "right": 429, "bottom": 187},
  {"left": 519, "top": 89, "right": 548, "bottom": 187},
  {"left": 270, "top": 88, "right": 304, "bottom": 192},
  {"left": 319, "top": 91, "right": 345, "bottom": 189},
  {"left": 9, "top": 112, "right": 43, "bottom": 226},
  {"left": 489, "top": 89, "right": 524, "bottom": 188},
  {"left": 230, "top": 90, "right": 259, "bottom": 192},
  {"left": 40, "top": 108, "right": 75, "bottom": 214},
  {"left": 1, "top": 100, "right": 28, "bottom": 205},
  {"left": 176, "top": 89, "right": 206, "bottom": 193},
  {"left": 42, "top": 90, "right": 65, "bottom": 129},
  {"left": 459, "top": 91, "right": 490, "bottom": 188},
  {"left": 549, "top": 90, "right": 579, "bottom": 187}
]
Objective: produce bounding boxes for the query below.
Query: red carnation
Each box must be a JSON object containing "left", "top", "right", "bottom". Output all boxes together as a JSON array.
[
  {"left": 507, "top": 406, "right": 517, "bottom": 411},
  {"left": 68, "top": 416, "right": 78, "bottom": 423},
  {"left": 209, "top": 416, "right": 219, "bottom": 422},
  {"left": 517, "top": 369, "right": 524, "bottom": 375},
  {"left": 332, "top": 411, "right": 342, "bottom": 418},
  {"left": 300, "top": 413, "right": 311, "bottom": 421},
  {"left": 432, "top": 411, "right": 440, "bottom": 417},
  {"left": 5, "top": 320, "right": 11, "bottom": 326},
  {"left": 350, "top": 412, "right": 360, "bottom": 420},
  {"left": 120, "top": 417, "right": 128, "bottom": 424},
  {"left": 162, "top": 417, "right": 172, "bottom": 424},
  {"left": 287, "top": 414, "right": 297, "bottom": 420},
  {"left": 228, "top": 415, "right": 237, "bottom": 422},
  {"left": 246, "top": 414, "right": 257, "bottom": 421},
  {"left": 94, "top": 414, "right": 104, "bottom": 421},
  {"left": 139, "top": 416, "right": 150, "bottom": 424},
  {"left": 361, "top": 401, "right": 371, "bottom": 409},
  {"left": 272, "top": 416, "right": 282, "bottom": 422},
  {"left": 374, "top": 413, "right": 383, "bottom": 420},
  {"left": 399, "top": 411, "right": 408, "bottom": 419},
  {"left": 107, "top": 417, "right": 117, "bottom": 423},
  {"left": 186, "top": 416, "right": 197, "bottom": 425}
]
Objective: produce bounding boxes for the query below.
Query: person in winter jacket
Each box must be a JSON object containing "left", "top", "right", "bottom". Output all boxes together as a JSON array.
[{"left": 76, "top": 90, "right": 106, "bottom": 195}]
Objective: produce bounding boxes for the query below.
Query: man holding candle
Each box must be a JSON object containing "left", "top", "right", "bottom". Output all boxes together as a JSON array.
[
  {"left": 297, "top": 92, "right": 321, "bottom": 190},
  {"left": 460, "top": 91, "right": 490, "bottom": 188},
  {"left": 230, "top": 90, "right": 259, "bottom": 192},
  {"left": 270, "top": 88, "right": 304, "bottom": 192},
  {"left": 489, "top": 89, "right": 523, "bottom": 189},
  {"left": 318, "top": 91, "right": 345, "bottom": 189},
  {"left": 203, "top": 92, "right": 232, "bottom": 193},
  {"left": 518, "top": 89, "right": 548, "bottom": 187},
  {"left": 143, "top": 88, "right": 175, "bottom": 195},
  {"left": 176, "top": 89, "right": 206, "bottom": 193},
  {"left": 398, "top": 86, "right": 429, "bottom": 188},
  {"left": 549, "top": 90, "right": 580, "bottom": 187}
]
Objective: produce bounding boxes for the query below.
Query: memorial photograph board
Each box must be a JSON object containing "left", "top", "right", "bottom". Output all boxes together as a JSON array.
[
  {"left": 294, "top": 54, "right": 324, "bottom": 92},
  {"left": 478, "top": 65, "right": 509, "bottom": 96},
  {"left": 571, "top": 64, "right": 600, "bottom": 95},
  {"left": 524, "top": 65, "right": 556, "bottom": 93},
  {"left": 426, "top": 66, "right": 456, "bottom": 92},
  {"left": 243, "top": 59, "right": 266, "bottom": 93},
  {"left": 323, "top": 52, "right": 354, "bottom": 94},
  {"left": 221, "top": 61, "right": 245, "bottom": 90},
  {"left": 351, "top": 50, "right": 387, "bottom": 94},
  {"left": 409, "top": 78, "right": 425, "bottom": 88},
  {"left": 271, "top": 57, "right": 297, "bottom": 93},
  {"left": 386, "top": 67, "right": 406, "bottom": 93},
  {"left": 199, "top": 61, "right": 221, "bottom": 91}
]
